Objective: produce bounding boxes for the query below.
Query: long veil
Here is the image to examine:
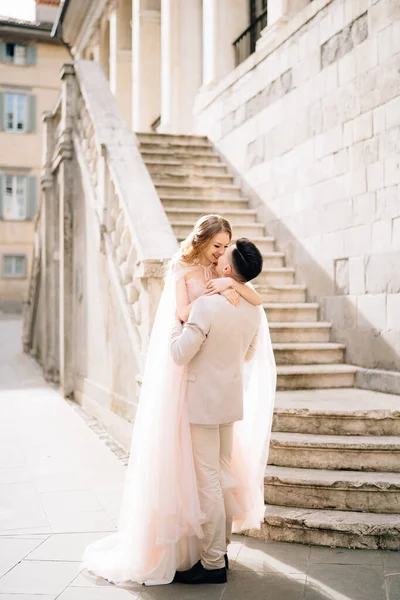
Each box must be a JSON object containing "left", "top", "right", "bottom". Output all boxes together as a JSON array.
[{"left": 82, "top": 256, "right": 276, "bottom": 585}]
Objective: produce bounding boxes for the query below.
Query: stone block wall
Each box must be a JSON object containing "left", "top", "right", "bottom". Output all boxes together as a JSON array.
[{"left": 195, "top": 0, "right": 400, "bottom": 371}]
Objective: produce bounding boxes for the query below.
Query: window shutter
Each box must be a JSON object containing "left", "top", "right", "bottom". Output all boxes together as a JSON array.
[
  {"left": 0, "top": 42, "right": 6, "bottom": 63},
  {"left": 0, "top": 174, "right": 3, "bottom": 219},
  {"left": 26, "top": 45, "right": 37, "bottom": 66},
  {"left": 0, "top": 92, "right": 4, "bottom": 131},
  {"left": 27, "top": 176, "right": 38, "bottom": 220},
  {"left": 27, "top": 94, "right": 36, "bottom": 133}
]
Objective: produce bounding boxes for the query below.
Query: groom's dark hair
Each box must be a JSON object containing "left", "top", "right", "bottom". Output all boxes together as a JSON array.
[{"left": 231, "top": 238, "right": 263, "bottom": 283}]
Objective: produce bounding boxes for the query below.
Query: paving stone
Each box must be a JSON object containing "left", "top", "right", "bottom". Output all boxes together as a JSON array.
[
  {"left": 25, "top": 532, "right": 113, "bottom": 562},
  {"left": 386, "top": 573, "right": 400, "bottom": 600},
  {"left": 0, "top": 561, "right": 80, "bottom": 595},
  {"left": 305, "top": 564, "right": 386, "bottom": 600},
  {"left": 58, "top": 588, "right": 142, "bottom": 599},
  {"left": 382, "top": 551, "right": 400, "bottom": 574},
  {"left": 223, "top": 570, "right": 306, "bottom": 600},
  {"left": 309, "top": 545, "right": 383, "bottom": 566}
]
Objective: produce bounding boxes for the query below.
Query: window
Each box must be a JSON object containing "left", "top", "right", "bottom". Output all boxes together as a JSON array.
[
  {"left": 4, "top": 175, "right": 27, "bottom": 220},
  {"left": 6, "top": 43, "right": 27, "bottom": 65},
  {"left": 0, "top": 42, "right": 36, "bottom": 65},
  {"left": 234, "top": 1, "right": 268, "bottom": 66},
  {"left": 5, "top": 93, "right": 27, "bottom": 132},
  {"left": 3, "top": 255, "right": 26, "bottom": 278},
  {"left": 0, "top": 174, "right": 37, "bottom": 221}
]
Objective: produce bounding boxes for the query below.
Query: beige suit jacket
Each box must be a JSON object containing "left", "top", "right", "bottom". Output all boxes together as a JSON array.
[{"left": 170, "top": 294, "right": 261, "bottom": 425}]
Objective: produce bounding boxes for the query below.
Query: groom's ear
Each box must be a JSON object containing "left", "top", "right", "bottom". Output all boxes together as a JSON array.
[{"left": 224, "top": 264, "right": 233, "bottom": 276}]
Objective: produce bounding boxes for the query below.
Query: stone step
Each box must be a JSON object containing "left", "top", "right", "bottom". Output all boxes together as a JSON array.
[
  {"left": 256, "top": 267, "right": 295, "bottom": 286},
  {"left": 235, "top": 236, "right": 275, "bottom": 253},
  {"left": 162, "top": 196, "right": 250, "bottom": 211},
  {"left": 165, "top": 207, "right": 258, "bottom": 225},
  {"left": 141, "top": 150, "right": 222, "bottom": 164},
  {"left": 269, "top": 322, "right": 332, "bottom": 343},
  {"left": 273, "top": 388, "right": 400, "bottom": 436},
  {"left": 264, "top": 466, "right": 400, "bottom": 513},
  {"left": 264, "top": 303, "right": 319, "bottom": 323},
  {"left": 273, "top": 342, "right": 345, "bottom": 365},
  {"left": 269, "top": 432, "right": 400, "bottom": 471},
  {"left": 139, "top": 142, "right": 214, "bottom": 154},
  {"left": 140, "top": 148, "right": 220, "bottom": 161},
  {"left": 137, "top": 133, "right": 211, "bottom": 146},
  {"left": 255, "top": 284, "right": 307, "bottom": 303},
  {"left": 156, "top": 182, "right": 243, "bottom": 199},
  {"left": 247, "top": 505, "right": 400, "bottom": 550},
  {"left": 151, "top": 171, "right": 234, "bottom": 186},
  {"left": 277, "top": 364, "right": 358, "bottom": 390},
  {"left": 144, "top": 160, "right": 230, "bottom": 178},
  {"left": 172, "top": 221, "right": 265, "bottom": 239}
]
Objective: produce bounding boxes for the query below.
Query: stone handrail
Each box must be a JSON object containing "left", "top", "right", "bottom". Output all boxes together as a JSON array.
[{"left": 73, "top": 60, "right": 177, "bottom": 365}]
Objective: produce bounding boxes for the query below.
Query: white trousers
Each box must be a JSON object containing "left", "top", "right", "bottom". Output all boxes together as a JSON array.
[{"left": 190, "top": 422, "right": 234, "bottom": 570}]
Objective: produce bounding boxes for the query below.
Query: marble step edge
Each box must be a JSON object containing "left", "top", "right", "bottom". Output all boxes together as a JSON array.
[
  {"left": 273, "top": 404, "right": 400, "bottom": 420},
  {"left": 171, "top": 220, "right": 263, "bottom": 228},
  {"left": 144, "top": 159, "right": 226, "bottom": 168},
  {"left": 156, "top": 182, "right": 242, "bottom": 191},
  {"left": 264, "top": 465, "right": 400, "bottom": 489},
  {"left": 245, "top": 505, "right": 400, "bottom": 550},
  {"left": 264, "top": 303, "right": 319, "bottom": 310},
  {"left": 165, "top": 207, "right": 257, "bottom": 216},
  {"left": 269, "top": 322, "right": 332, "bottom": 329},
  {"left": 273, "top": 342, "right": 345, "bottom": 350},
  {"left": 137, "top": 134, "right": 211, "bottom": 146},
  {"left": 276, "top": 364, "right": 358, "bottom": 375},
  {"left": 270, "top": 431, "right": 400, "bottom": 450}
]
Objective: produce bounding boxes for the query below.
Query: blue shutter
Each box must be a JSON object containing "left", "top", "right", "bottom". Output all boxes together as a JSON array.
[
  {"left": 26, "top": 45, "right": 37, "bottom": 66},
  {"left": 0, "top": 92, "right": 4, "bottom": 131},
  {"left": 27, "top": 95, "right": 36, "bottom": 133},
  {"left": 0, "top": 174, "right": 4, "bottom": 219},
  {"left": 27, "top": 176, "right": 38, "bottom": 220},
  {"left": 0, "top": 42, "right": 6, "bottom": 63}
]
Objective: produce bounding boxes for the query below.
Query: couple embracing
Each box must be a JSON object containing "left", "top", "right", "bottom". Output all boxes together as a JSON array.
[{"left": 82, "top": 215, "right": 276, "bottom": 586}]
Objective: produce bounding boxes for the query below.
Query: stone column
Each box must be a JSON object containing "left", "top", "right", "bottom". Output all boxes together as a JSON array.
[
  {"left": 258, "top": 0, "right": 309, "bottom": 50},
  {"left": 58, "top": 64, "right": 75, "bottom": 398},
  {"left": 109, "top": 0, "right": 132, "bottom": 126},
  {"left": 202, "top": 0, "right": 218, "bottom": 88},
  {"left": 202, "top": 0, "right": 247, "bottom": 88},
  {"left": 132, "top": 0, "right": 161, "bottom": 132},
  {"left": 159, "top": 0, "right": 202, "bottom": 133},
  {"left": 41, "top": 113, "right": 58, "bottom": 382}
]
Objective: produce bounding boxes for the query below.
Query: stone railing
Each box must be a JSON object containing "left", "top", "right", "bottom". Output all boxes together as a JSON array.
[
  {"left": 22, "top": 217, "right": 42, "bottom": 355},
  {"left": 73, "top": 60, "right": 177, "bottom": 368}
]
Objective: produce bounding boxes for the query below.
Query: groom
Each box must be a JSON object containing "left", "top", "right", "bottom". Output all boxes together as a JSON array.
[{"left": 170, "top": 238, "right": 263, "bottom": 585}]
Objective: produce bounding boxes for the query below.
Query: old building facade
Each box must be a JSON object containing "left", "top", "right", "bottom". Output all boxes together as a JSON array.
[
  {"left": 24, "top": 0, "right": 400, "bottom": 548},
  {"left": 0, "top": 0, "right": 69, "bottom": 311}
]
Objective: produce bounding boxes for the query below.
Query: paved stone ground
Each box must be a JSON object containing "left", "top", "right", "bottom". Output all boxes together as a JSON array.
[{"left": 0, "top": 315, "right": 399, "bottom": 600}]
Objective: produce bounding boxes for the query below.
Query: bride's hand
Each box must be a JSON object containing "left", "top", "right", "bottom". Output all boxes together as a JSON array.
[
  {"left": 221, "top": 289, "right": 240, "bottom": 307},
  {"left": 204, "top": 277, "right": 233, "bottom": 295}
]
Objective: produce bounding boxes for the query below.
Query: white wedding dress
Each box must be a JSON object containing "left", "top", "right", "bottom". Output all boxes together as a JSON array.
[{"left": 82, "top": 258, "right": 276, "bottom": 585}]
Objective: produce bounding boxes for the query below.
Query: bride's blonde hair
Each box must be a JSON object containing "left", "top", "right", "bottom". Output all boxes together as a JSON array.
[{"left": 180, "top": 214, "right": 232, "bottom": 264}]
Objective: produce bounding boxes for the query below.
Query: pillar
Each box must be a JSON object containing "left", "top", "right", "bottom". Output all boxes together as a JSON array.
[
  {"left": 132, "top": 0, "right": 161, "bottom": 132},
  {"left": 109, "top": 0, "right": 133, "bottom": 126},
  {"left": 59, "top": 64, "right": 75, "bottom": 398},
  {"left": 159, "top": 0, "right": 202, "bottom": 133}
]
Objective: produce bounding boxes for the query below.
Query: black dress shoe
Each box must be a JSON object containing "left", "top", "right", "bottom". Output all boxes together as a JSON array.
[{"left": 173, "top": 560, "right": 227, "bottom": 584}]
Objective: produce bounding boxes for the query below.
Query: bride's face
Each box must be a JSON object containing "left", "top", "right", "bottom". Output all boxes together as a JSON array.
[{"left": 202, "top": 231, "right": 230, "bottom": 265}]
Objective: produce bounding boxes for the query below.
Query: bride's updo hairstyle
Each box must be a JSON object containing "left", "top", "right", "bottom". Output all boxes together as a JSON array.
[{"left": 180, "top": 214, "right": 232, "bottom": 264}]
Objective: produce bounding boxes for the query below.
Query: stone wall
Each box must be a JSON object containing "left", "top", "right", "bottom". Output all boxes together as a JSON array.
[
  {"left": 195, "top": 0, "right": 400, "bottom": 372},
  {"left": 72, "top": 157, "right": 140, "bottom": 448}
]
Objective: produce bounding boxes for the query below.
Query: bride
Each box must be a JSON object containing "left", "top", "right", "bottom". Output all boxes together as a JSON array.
[{"left": 82, "top": 214, "right": 276, "bottom": 585}]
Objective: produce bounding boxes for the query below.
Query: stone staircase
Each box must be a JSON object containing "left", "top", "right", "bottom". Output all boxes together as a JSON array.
[
  {"left": 137, "top": 132, "right": 400, "bottom": 550},
  {"left": 138, "top": 132, "right": 357, "bottom": 392}
]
